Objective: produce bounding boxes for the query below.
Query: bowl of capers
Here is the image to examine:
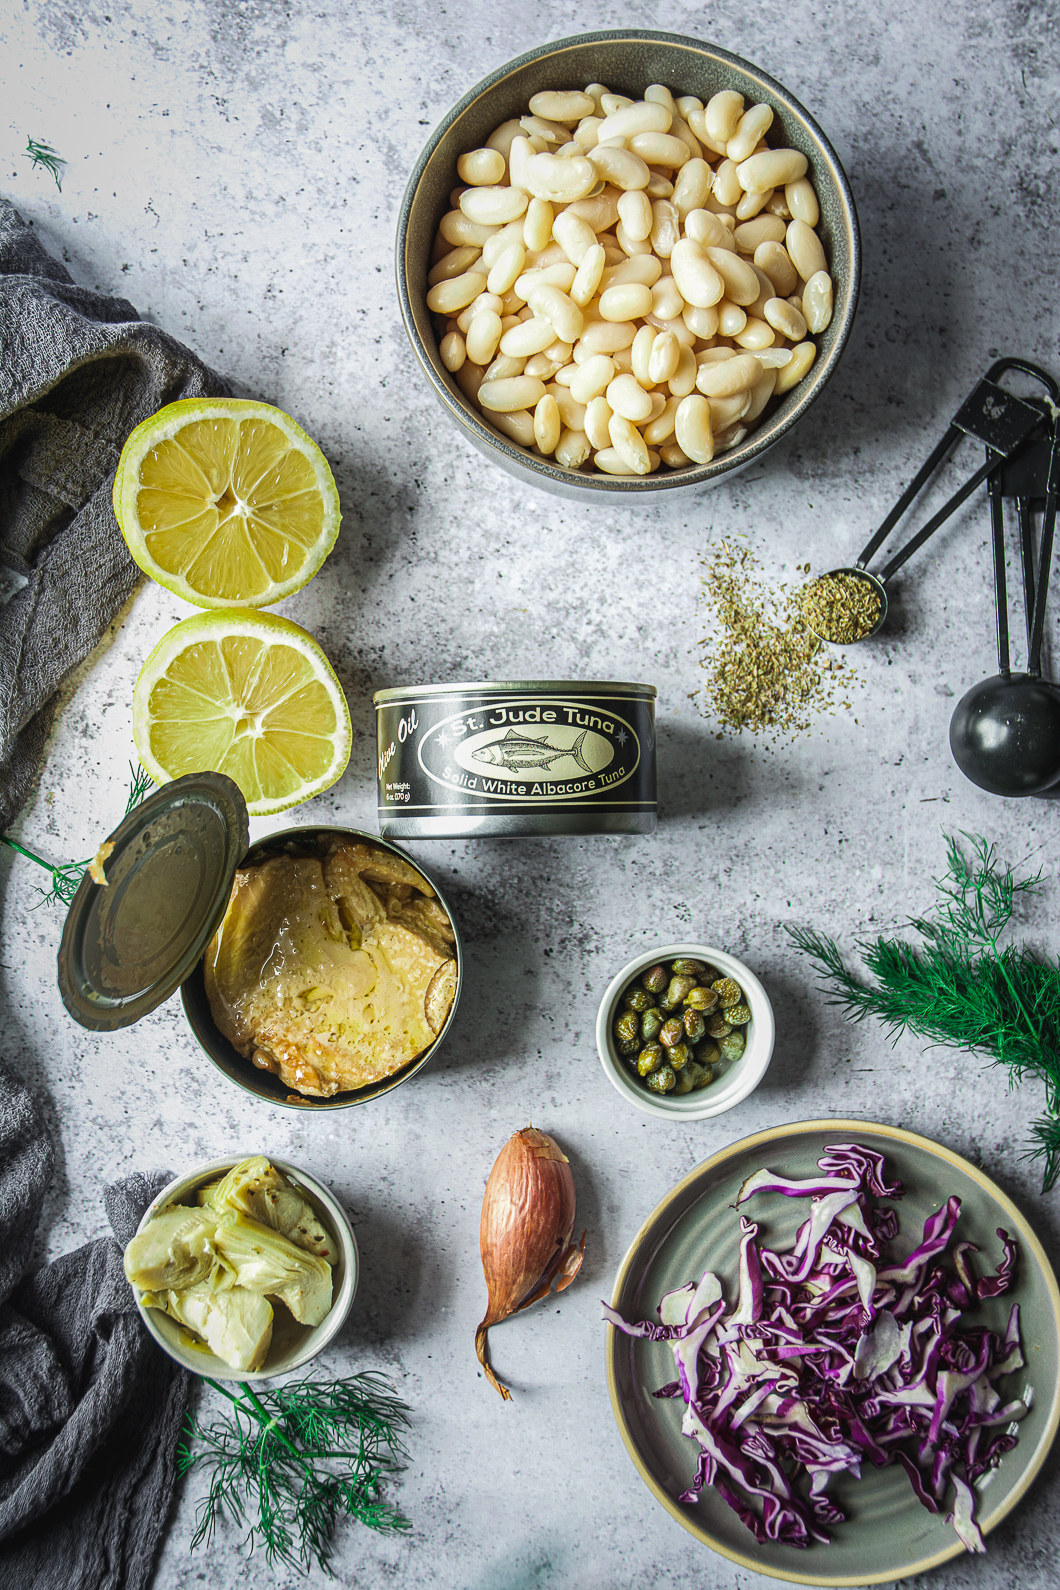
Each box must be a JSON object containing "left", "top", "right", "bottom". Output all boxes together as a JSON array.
[{"left": 595, "top": 944, "right": 774, "bottom": 1119}]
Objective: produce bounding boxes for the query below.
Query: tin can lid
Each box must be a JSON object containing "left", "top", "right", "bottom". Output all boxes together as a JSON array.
[
  {"left": 57, "top": 771, "right": 249, "bottom": 1032},
  {"left": 373, "top": 679, "right": 657, "bottom": 704}
]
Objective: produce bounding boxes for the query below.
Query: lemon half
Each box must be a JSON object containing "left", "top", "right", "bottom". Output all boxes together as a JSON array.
[
  {"left": 114, "top": 398, "right": 341, "bottom": 607},
  {"left": 133, "top": 610, "right": 352, "bottom": 815}
]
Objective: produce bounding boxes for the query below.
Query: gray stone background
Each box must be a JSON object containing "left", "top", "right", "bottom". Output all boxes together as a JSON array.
[{"left": 3, "top": 0, "right": 1060, "bottom": 1586}]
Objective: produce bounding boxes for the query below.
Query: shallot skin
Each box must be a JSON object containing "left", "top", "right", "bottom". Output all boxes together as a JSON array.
[{"left": 476, "top": 1126, "right": 586, "bottom": 1401}]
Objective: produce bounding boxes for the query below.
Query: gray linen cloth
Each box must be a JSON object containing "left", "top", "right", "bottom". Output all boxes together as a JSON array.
[
  {"left": 0, "top": 1056, "right": 185, "bottom": 1589},
  {"left": 0, "top": 197, "right": 229, "bottom": 827}
]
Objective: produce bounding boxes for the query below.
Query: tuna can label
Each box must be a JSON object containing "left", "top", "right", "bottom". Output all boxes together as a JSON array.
[{"left": 374, "top": 686, "right": 656, "bottom": 832}]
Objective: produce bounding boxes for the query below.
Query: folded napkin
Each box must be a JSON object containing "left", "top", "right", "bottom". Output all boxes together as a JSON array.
[
  {"left": 0, "top": 1057, "right": 185, "bottom": 1590},
  {"left": 0, "top": 198, "right": 229, "bottom": 828}
]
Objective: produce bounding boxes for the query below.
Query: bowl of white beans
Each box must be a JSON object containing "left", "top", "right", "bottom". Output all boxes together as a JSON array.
[{"left": 397, "top": 30, "right": 859, "bottom": 499}]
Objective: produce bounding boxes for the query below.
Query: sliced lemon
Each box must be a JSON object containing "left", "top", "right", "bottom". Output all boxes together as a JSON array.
[
  {"left": 133, "top": 610, "right": 352, "bottom": 815},
  {"left": 113, "top": 398, "right": 341, "bottom": 607}
]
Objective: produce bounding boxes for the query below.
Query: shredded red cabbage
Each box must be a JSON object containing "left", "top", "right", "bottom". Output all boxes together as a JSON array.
[{"left": 603, "top": 1142, "right": 1028, "bottom": 1552}]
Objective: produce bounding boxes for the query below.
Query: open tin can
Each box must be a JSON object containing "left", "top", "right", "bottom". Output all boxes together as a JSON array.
[
  {"left": 56, "top": 772, "right": 463, "bottom": 1110},
  {"left": 374, "top": 679, "right": 657, "bottom": 838}
]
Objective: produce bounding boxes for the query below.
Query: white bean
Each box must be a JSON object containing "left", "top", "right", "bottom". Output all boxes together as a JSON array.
[
  {"left": 705, "top": 90, "right": 745, "bottom": 142},
  {"left": 607, "top": 373, "right": 653, "bottom": 423},
  {"left": 570, "top": 354, "right": 616, "bottom": 404},
  {"left": 631, "top": 324, "right": 655, "bottom": 385},
  {"left": 524, "top": 354, "right": 560, "bottom": 379},
  {"left": 681, "top": 302, "right": 719, "bottom": 339},
  {"left": 479, "top": 375, "right": 547, "bottom": 412},
  {"left": 717, "top": 299, "right": 747, "bottom": 337},
  {"left": 676, "top": 94, "right": 704, "bottom": 119},
  {"left": 607, "top": 412, "right": 652, "bottom": 473},
  {"left": 515, "top": 263, "right": 576, "bottom": 297},
  {"left": 555, "top": 427, "right": 592, "bottom": 468},
  {"left": 763, "top": 296, "right": 807, "bottom": 341},
  {"left": 440, "top": 211, "right": 499, "bottom": 247},
  {"left": 786, "top": 218, "right": 827, "bottom": 281},
  {"left": 529, "top": 90, "right": 596, "bottom": 123},
  {"left": 644, "top": 394, "right": 680, "bottom": 444},
  {"left": 687, "top": 106, "right": 730, "bottom": 156},
  {"left": 508, "top": 136, "right": 534, "bottom": 191},
  {"left": 584, "top": 394, "right": 613, "bottom": 448},
  {"left": 499, "top": 316, "right": 554, "bottom": 357},
  {"left": 594, "top": 445, "right": 657, "bottom": 475},
  {"left": 596, "top": 101, "right": 672, "bottom": 143},
  {"left": 712, "top": 158, "right": 744, "bottom": 206},
  {"left": 615, "top": 220, "right": 653, "bottom": 257},
  {"left": 520, "top": 280, "right": 583, "bottom": 343},
  {"left": 485, "top": 241, "right": 527, "bottom": 296},
  {"left": 456, "top": 292, "right": 503, "bottom": 332},
  {"left": 552, "top": 209, "right": 597, "bottom": 266},
  {"left": 439, "top": 331, "right": 466, "bottom": 372},
  {"left": 670, "top": 238, "right": 725, "bottom": 308},
  {"left": 629, "top": 132, "right": 689, "bottom": 168},
  {"left": 617, "top": 188, "right": 652, "bottom": 241},
  {"left": 566, "top": 192, "right": 620, "bottom": 230},
  {"left": 733, "top": 215, "right": 786, "bottom": 252},
  {"left": 465, "top": 310, "right": 503, "bottom": 363},
  {"left": 600, "top": 254, "right": 662, "bottom": 289},
  {"left": 455, "top": 361, "right": 484, "bottom": 403},
  {"left": 660, "top": 439, "right": 692, "bottom": 467},
  {"left": 705, "top": 247, "right": 760, "bottom": 306},
  {"left": 579, "top": 318, "right": 637, "bottom": 354},
  {"left": 675, "top": 394, "right": 714, "bottom": 463},
  {"left": 548, "top": 385, "right": 586, "bottom": 430},
  {"left": 486, "top": 120, "right": 523, "bottom": 161},
  {"left": 733, "top": 317, "right": 775, "bottom": 350},
  {"left": 460, "top": 187, "right": 528, "bottom": 225},
  {"left": 754, "top": 347, "right": 794, "bottom": 369},
  {"left": 744, "top": 367, "right": 778, "bottom": 423},
  {"left": 649, "top": 199, "right": 679, "bottom": 258},
  {"left": 785, "top": 177, "right": 820, "bottom": 226},
  {"left": 695, "top": 352, "right": 763, "bottom": 397},
  {"left": 600, "top": 282, "right": 653, "bottom": 321},
  {"left": 684, "top": 209, "right": 736, "bottom": 251},
  {"left": 458, "top": 147, "right": 507, "bottom": 186},
  {"left": 483, "top": 353, "right": 525, "bottom": 381},
  {"left": 708, "top": 391, "right": 751, "bottom": 429},
  {"left": 585, "top": 84, "right": 609, "bottom": 112},
  {"left": 670, "top": 115, "right": 702, "bottom": 159},
  {"left": 802, "top": 270, "right": 833, "bottom": 332},
  {"left": 651, "top": 275, "right": 684, "bottom": 319},
  {"left": 573, "top": 115, "right": 603, "bottom": 151},
  {"left": 570, "top": 243, "right": 606, "bottom": 306},
  {"left": 428, "top": 245, "right": 482, "bottom": 287},
  {"left": 668, "top": 341, "right": 698, "bottom": 396},
  {"left": 645, "top": 171, "right": 674, "bottom": 198},
  {"left": 645, "top": 84, "right": 676, "bottom": 115},
  {"left": 671, "top": 158, "right": 714, "bottom": 217},
  {"left": 737, "top": 149, "right": 808, "bottom": 192},
  {"left": 523, "top": 197, "right": 554, "bottom": 252},
  {"left": 487, "top": 408, "right": 537, "bottom": 446},
  {"left": 521, "top": 113, "right": 565, "bottom": 144},
  {"left": 645, "top": 312, "right": 695, "bottom": 347},
  {"left": 600, "top": 92, "right": 633, "bottom": 114},
  {"left": 648, "top": 329, "right": 681, "bottom": 384},
  {"left": 533, "top": 394, "right": 562, "bottom": 454},
  {"left": 588, "top": 145, "right": 651, "bottom": 190},
  {"left": 426, "top": 271, "right": 489, "bottom": 313},
  {"left": 727, "top": 103, "right": 774, "bottom": 163},
  {"left": 735, "top": 187, "right": 773, "bottom": 221},
  {"left": 754, "top": 240, "right": 798, "bottom": 297},
  {"left": 774, "top": 340, "right": 817, "bottom": 393},
  {"left": 523, "top": 152, "right": 597, "bottom": 203}
]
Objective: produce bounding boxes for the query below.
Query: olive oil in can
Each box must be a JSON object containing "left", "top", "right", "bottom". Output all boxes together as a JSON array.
[{"left": 374, "top": 680, "right": 657, "bottom": 838}]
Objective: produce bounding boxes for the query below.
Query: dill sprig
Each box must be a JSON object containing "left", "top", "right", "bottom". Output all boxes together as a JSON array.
[
  {"left": 1, "top": 762, "right": 153, "bottom": 905},
  {"left": 178, "top": 1372, "right": 412, "bottom": 1576},
  {"left": 787, "top": 833, "right": 1060, "bottom": 1191},
  {"left": 24, "top": 137, "right": 66, "bottom": 190}
]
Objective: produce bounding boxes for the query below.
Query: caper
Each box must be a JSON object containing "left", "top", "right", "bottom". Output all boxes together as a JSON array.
[
  {"left": 712, "top": 978, "right": 743, "bottom": 1007},
  {"left": 695, "top": 1037, "right": 721, "bottom": 1066},
  {"left": 623, "top": 986, "right": 653, "bottom": 1012},
  {"left": 673, "top": 1065, "right": 696, "bottom": 1094},
  {"left": 668, "top": 1041, "right": 692, "bottom": 1070},
  {"left": 697, "top": 965, "right": 721, "bottom": 985},
  {"left": 646, "top": 1064, "right": 676, "bottom": 1094},
  {"left": 641, "top": 1007, "right": 663, "bottom": 1042},
  {"left": 724, "top": 1002, "right": 752, "bottom": 1026},
  {"left": 614, "top": 1010, "right": 640, "bottom": 1053},
  {"left": 659, "top": 1017, "right": 684, "bottom": 1048},
  {"left": 637, "top": 1042, "right": 666, "bottom": 1077},
  {"left": 660, "top": 974, "right": 696, "bottom": 1010},
  {"left": 706, "top": 1014, "right": 732, "bottom": 1039},
  {"left": 684, "top": 985, "right": 719, "bottom": 1012},
  {"left": 670, "top": 958, "right": 705, "bottom": 975},
  {"left": 683, "top": 1009, "right": 706, "bottom": 1043},
  {"left": 718, "top": 1029, "right": 746, "bottom": 1063},
  {"left": 692, "top": 1062, "right": 714, "bottom": 1089},
  {"left": 641, "top": 964, "right": 669, "bottom": 995}
]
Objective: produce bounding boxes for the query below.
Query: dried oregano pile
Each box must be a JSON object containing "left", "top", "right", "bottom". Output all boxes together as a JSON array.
[{"left": 693, "top": 541, "right": 860, "bottom": 736}]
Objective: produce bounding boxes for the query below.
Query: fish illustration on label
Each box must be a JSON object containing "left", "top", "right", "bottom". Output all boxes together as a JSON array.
[{"left": 471, "top": 728, "right": 593, "bottom": 775}]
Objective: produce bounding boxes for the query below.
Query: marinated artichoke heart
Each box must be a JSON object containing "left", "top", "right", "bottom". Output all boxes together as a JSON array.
[
  {"left": 123, "top": 1205, "right": 218, "bottom": 1291},
  {"left": 199, "top": 1155, "right": 338, "bottom": 1262},
  {"left": 203, "top": 842, "right": 457, "bottom": 1097},
  {"left": 206, "top": 1213, "right": 332, "bottom": 1327},
  {"left": 144, "top": 1281, "right": 274, "bottom": 1372}
]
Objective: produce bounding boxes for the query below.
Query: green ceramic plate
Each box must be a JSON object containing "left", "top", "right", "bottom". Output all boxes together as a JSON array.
[{"left": 605, "top": 1119, "right": 1060, "bottom": 1586}]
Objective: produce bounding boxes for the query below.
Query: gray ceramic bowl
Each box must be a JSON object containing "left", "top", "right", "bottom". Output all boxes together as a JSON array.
[
  {"left": 181, "top": 826, "right": 463, "bottom": 1111},
  {"left": 397, "top": 29, "right": 860, "bottom": 501},
  {"left": 131, "top": 1156, "right": 358, "bottom": 1383}
]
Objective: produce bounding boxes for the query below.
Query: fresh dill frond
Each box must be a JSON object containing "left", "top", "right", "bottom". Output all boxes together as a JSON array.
[
  {"left": 178, "top": 1373, "right": 412, "bottom": 1576},
  {"left": 787, "top": 833, "right": 1060, "bottom": 1191},
  {"left": 24, "top": 138, "right": 66, "bottom": 190},
  {"left": 1, "top": 761, "right": 155, "bottom": 905}
]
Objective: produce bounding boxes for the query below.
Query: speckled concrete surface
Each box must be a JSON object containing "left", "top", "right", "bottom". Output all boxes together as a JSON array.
[{"left": 3, "top": 2, "right": 1060, "bottom": 1586}]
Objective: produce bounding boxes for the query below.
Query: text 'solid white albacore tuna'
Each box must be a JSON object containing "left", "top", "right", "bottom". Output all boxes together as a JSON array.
[{"left": 374, "top": 681, "right": 657, "bottom": 838}]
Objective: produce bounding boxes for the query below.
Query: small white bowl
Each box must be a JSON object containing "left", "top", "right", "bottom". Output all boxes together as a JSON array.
[
  {"left": 130, "top": 1156, "right": 358, "bottom": 1382},
  {"left": 596, "top": 944, "right": 775, "bottom": 1120}
]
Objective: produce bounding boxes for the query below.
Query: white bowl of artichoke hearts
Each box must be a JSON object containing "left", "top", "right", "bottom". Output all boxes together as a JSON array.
[{"left": 124, "top": 1156, "right": 358, "bottom": 1379}]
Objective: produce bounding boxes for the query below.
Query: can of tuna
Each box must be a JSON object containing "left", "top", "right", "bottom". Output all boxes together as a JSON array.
[{"left": 374, "top": 680, "right": 657, "bottom": 838}]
